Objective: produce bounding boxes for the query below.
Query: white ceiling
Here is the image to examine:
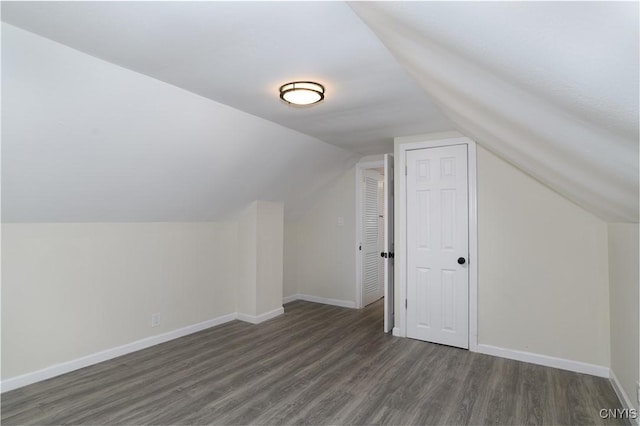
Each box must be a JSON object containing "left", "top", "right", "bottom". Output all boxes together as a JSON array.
[
  {"left": 2, "top": 1, "right": 637, "bottom": 223},
  {"left": 2, "top": 23, "right": 360, "bottom": 222},
  {"left": 0, "top": 1, "right": 454, "bottom": 155},
  {"left": 352, "top": 2, "right": 638, "bottom": 222}
]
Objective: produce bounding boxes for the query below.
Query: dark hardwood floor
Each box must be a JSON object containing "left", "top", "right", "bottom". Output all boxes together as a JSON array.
[{"left": 1, "top": 300, "right": 625, "bottom": 425}]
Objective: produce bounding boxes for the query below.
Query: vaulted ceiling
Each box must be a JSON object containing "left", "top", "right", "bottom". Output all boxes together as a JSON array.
[
  {"left": 351, "top": 2, "right": 638, "bottom": 222},
  {"left": 1, "top": 1, "right": 453, "bottom": 155},
  {"left": 2, "top": 1, "right": 638, "bottom": 223}
]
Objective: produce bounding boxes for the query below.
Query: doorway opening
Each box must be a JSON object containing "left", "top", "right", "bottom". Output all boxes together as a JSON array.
[{"left": 355, "top": 156, "right": 394, "bottom": 332}]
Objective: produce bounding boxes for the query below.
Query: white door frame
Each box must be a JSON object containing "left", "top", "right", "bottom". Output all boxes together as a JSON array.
[
  {"left": 394, "top": 135, "right": 478, "bottom": 351},
  {"left": 383, "top": 154, "right": 394, "bottom": 333},
  {"left": 355, "top": 160, "right": 385, "bottom": 309}
]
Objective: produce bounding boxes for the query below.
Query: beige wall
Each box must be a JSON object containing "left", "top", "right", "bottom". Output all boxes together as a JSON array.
[
  {"left": 2, "top": 201, "right": 284, "bottom": 383},
  {"left": 3, "top": 145, "right": 624, "bottom": 384},
  {"left": 256, "top": 201, "right": 284, "bottom": 315},
  {"left": 284, "top": 167, "right": 357, "bottom": 303},
  {"left": 237, "top": 201, "right": 284, "bottom": 317},
  {"left": 1, "top": 222, "right": 238, "bottom": 379},
  {"left": 237, "top": 203, "right": 258, "bottom": 316},
  {"left": 287, "top": 141, "right": 613, "bottom": 369},
  {"left": 283, "top": 222, "right": 300, "bottom": 298},
  {"left": 608, "top": 223, "right": 639, "bottom": 410},
  {"left": 477, "top": 146, "right": 610, "bottom": 366}
]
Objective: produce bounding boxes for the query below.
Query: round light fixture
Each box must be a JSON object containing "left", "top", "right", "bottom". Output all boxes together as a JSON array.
[{"left": 279, "top": 81, "right": 325, "bottom": 106}]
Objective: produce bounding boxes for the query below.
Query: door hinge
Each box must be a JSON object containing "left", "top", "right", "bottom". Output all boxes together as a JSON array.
[{"left": 405, "top": 299, "right": 407, "bottom": 309}]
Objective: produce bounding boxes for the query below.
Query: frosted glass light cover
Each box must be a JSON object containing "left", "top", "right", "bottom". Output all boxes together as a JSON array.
[{"left": 279, "top": 81, "right": 324, "bottom": 106}]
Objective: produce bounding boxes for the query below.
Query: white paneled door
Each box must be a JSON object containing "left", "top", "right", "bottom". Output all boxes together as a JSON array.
[
  {"left": 406, "top": 145, "right": 469, "bottom": 349},
  {"left": 383, "top": 154, "right": 394, "bottom": 333},
  {"left": 362, "top": 168, "right": 384, "bottom": 307}
]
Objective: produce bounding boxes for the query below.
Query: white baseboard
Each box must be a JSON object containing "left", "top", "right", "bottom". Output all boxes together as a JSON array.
[
  {"left": 1, "top": 296, "right": 346, "bottom": 393},
  {"left": 281, "top": 293, "right": 356, "bottom": 309},
  {"left": 475, "top": 343, "right": 609, "bottom": 378},
  {"left": 283, "top": 294, "right": 299, "bottom": 304},
  {"left": 610, "top": 369, "right": 639, "bottom": 424},
  {"left": 2, "top": 306, "right": 286, "bottom": 393},
  {"left": 0, "top": 312, "right": 237, "bottom": 393},
  {"left": 236, "top": 307, "right": 284, "bottom": 324},
  {"left": 296, "top": 293, "right": 356, "bottom": 309}
]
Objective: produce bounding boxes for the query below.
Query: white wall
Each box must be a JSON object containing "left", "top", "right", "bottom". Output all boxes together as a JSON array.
[
  {"left": 477, "top": 146, "right": 610, "bottom": 367},
  {"left": 1, "top": 222, "right": 238, "bottom": 379},
  {"left": 284, "top": 167, "right": 357, "bottom": 304},
  {"left": 608, "top": 223, "right": 639, "bottom": 411}
]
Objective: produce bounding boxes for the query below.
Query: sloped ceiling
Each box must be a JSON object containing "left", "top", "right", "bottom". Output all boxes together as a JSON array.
[
  {"left": 1, "top": 1, "right": 455, "bottom": 223},
  {"left": 1, "top": 23, "right": 360, "bottom": 222},
  {"left": 0, "top": 1, "right": 453, "bottom": 155},
  {"left": 350, "top": 2, "right": 639, "bottom": 222},
  {"left": 2, "top": 2, "right": 638, "bottom": 223}
]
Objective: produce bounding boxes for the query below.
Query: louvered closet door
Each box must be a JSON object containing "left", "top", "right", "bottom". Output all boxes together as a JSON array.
[
  {"left": 362, "top": 168, "right": 384, "bottom": 307},
  {"left": 406, "top": 145, "right": 469, "bottom": 349}
]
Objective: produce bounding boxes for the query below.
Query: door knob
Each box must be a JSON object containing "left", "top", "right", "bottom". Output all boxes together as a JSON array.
[
  {"left": 381, "top": 252, "right": 387, "bottom": 258},
  {"left": 457, "top": 257, "right": 466, "bottom": 265}
]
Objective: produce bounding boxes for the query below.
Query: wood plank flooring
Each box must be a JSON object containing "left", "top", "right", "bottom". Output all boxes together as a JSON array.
[{"left": 1, "top": 300, "right": 626, "bottom": 425}]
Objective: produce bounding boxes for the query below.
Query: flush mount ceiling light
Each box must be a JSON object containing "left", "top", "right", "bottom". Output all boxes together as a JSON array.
[{"left": 279, "top": 81, "right": 325, "bottom": 106}]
